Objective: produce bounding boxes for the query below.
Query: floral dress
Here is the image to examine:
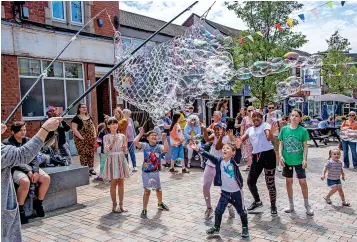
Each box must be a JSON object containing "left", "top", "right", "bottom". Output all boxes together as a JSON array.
[
  {"left": 241, "top": 116, "right": 253, "bottom": 159},
  {"left": 102, "top": 133, "right": 131, "bottom": 180}
]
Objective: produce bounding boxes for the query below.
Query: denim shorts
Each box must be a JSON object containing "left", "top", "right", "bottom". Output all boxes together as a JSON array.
[
  {"left": 327, "top": 179, "right": 341, "bottom": 187},
  {"left": 171, "top": 144, "right": 184, "bottom": 161}
]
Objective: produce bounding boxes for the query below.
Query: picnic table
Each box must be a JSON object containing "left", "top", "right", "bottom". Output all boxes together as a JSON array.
[{"left": 306, "top": 126, "right": 341, "bottom": 147}]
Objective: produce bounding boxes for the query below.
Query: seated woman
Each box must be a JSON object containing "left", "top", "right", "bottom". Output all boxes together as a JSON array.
[
  {"left": 184, "top": 115, "right": 202, "bottom": 168},
  {"left": 2, "top": 121, "right": 51, "bottom": 224}
]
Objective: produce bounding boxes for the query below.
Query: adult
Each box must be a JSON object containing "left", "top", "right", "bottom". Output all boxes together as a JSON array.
[
  {"left": 263, "top": 103, "right": 282, "bottom": 172},
  {"left": 41, "top": 106, "right": 72, "bottom": 164},
  {"left": 340, "top": 111, "right": 357, "bottom": 169},
  {"left": 1, "top": 118, "right": 61, "bottom": 242},
  {"left": 240, "top": 111, "right": 278, "bottom": 216},
  {"left": 184, "top": 114, "right": 202, "bottom": 168},
  {"left": 234, "top": 107, "right": 247, "bottom": 136},
  {"left": 123, "top": 109, "right": 137, "bottom": 171},
  {"left": 71, "top": 103, "right": 97, "bottom": 175},
  {"left": 216, "top": 100, "right": 229, "bottom": 123},
  {"left": 240, "top": 106, "right": 254, "bottom": 171},
  {"left": 208, "top": 111, "right": 222, "bottom": 132},
  {"left": 162, "top": 111, "right": 172, "bottom": 168},
  {"left": 3, "top": 122, "right": 52, "bottom": 224}
]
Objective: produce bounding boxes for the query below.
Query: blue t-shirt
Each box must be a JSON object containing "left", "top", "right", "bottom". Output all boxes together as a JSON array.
[
  {"left": 162, "top": 117, "right": 172, "bottom": 136},
  {"left": 140, "top": 142, "right": 163, "bottom": 172}
]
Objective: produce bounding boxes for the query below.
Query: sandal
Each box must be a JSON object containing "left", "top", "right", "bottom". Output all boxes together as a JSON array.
[
  {"left": 119, "top": 206, "right": 128, "bottom": 213},
  {"left": 324, "top": 197, "right": 332, "bottom": 205},
  {"left": 342, "top": 201, "right": 350, "bottom": 207},
  {"left": 112, "top": 203, "right": 121, "bottom": 213},
  {"left": 169, "top": 168, "right": 178, "bottom": 173}
]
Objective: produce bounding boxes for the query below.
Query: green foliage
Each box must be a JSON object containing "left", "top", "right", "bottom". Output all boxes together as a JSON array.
[
  {"left": 225, "top": 1, "right": 308, "bottom": 108},
  {"left": 321, "top": 31, "right": 357, "bottom": 95}
]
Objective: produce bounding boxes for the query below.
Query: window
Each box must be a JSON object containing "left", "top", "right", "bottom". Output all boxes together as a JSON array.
[
  {"left": 18, "top": 58, "right": 84, "bottom": 119},
  {"left": 121, "top": 37, "right": 156, "bottom": 51},
  {"left": 52, "top": 1, "right": 66, "bottom": 20},
  {"left": 70, "top": 1, "right": 83, "bottom": 24}
]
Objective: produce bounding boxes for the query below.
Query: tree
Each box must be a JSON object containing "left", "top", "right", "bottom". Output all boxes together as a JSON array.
[
  {"left": 225, "top": 1, "right": 308, "bottom": 108},
  {"left": 321, "top": 31, "right": 357, "bottom": 95}
]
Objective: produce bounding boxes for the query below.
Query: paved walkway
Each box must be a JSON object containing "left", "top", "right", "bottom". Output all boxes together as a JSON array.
[{"left": 22, "top": 142, "right": 357, "bottom": 242}]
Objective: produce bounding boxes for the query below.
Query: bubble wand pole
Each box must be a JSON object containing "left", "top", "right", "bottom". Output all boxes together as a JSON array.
[
  {"left": 3, "top": 8, "right": 107, "bottom": 125},
  {"left": 60, "top": 1, "right": 199, "bottom": 117}
]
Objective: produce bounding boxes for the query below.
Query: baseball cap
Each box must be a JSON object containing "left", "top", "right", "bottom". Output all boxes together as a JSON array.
[
  {"left": 46, "top": 106, "right": 56, "bottom": 114},
  {"left": 214, "top": 122, "right": 227, "bottom": 129}
]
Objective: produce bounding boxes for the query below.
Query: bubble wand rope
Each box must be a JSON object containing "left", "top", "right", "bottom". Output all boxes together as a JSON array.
[{"left": 3, "top": 8, "right": 107, "bottom": 125}]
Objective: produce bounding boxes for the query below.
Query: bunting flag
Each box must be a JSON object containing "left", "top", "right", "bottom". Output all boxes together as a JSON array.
[
  {"left": 287, "top": 18, "right": 293, "bottom": 27},
  {"left": 327, "top": 1, "right": 333, "bottom": 8},
  {"left": 298, "top": 13, "right": 305, "bottom": 21},
  {"left": 341, "top": 1, "right": 346, "bottom": 6},
  {"left": 247, "top": 35, "right": 254, "bottom": 42},
  {"left": 256, "top": 31, "right": 264, "bottom": 37},
  {"left": 275, "top": 23, "right": 282, "bottom": 32},
  {"left": 311, "top": 8, "right": 318, "bottom": 17},
  {"left": 239, "top": 38, "right": 244, "bottom": 46}
]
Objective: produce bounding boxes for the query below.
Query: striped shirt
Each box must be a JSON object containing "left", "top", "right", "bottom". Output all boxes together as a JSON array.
[{"left": 325, "top": 160, "right": 343, "bottom": 180}]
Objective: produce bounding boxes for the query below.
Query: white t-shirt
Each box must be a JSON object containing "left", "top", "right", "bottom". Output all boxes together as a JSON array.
[
  {"left": 264, "top": 113, "right": 279, "bottom": 137},
  {"left": 206, "top": 135, "right": 230, "bottom": 167},
  {"left": 245, "top": 123, "right": 274, "bottom": 154},
  {"left": 220, "top": 160, "right": 240, "bottom": 193}
]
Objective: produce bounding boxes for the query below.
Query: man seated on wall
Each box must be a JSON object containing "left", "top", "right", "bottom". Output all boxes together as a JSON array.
[{"left": 2, "top": 121, "right": 51, "bottom": 224}]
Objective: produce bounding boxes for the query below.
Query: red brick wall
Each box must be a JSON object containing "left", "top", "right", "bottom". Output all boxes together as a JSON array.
[
  {"left": 2, "top": 1, "right": 47, "bottom": 23},
  {"left": 85, "top": 63, "right": 98, "bottom": 127},
  {"left": 91, "top": 1, "right": 119, "bottom": 37}
]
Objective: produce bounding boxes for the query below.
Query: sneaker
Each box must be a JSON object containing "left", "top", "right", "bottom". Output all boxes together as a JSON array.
[
  {"left": 247, "top": 201, "right": 263, "bottom": 211},
  {"left": 228, "top": 205, "right": 235, "bottom": 218},
  {"left": 34, "top": 199, "right": 45, "bottom": 217},
  {"left": 241, "top": 227, "right": 250, "bottom": 238},
  {"left": 324, "top": 196, "right": 332, "bottom": 204},
  {"left": 89, "top": 169, "right": 97, "bottom": 176},
  {"left": 163, "top": 163, "right": 170, "bottom": 168},
  {"left": 284, "top": 206, "right": 294, "bottom": 213},
  {"left": 175, "top": 160, "right": 182, "bottom": 167},
  {"left": 158, "top": 202, "right": 169, "bottom": 211},
  {"left": 20, "top": 209, "right": 29, "bottom": 224},
  {"left": 305, "top": 205, "right": 314, "bottom": 216},
  {"left": 93, "top": 176, "right": 103, "bottom": 182},
  {"left": 270, "top": 206, "right": 278, "bottom": 216},
  {"left": 206, "top": 226, "right": 220, "bottom": 235},
  {"left": 133, "top": 167, "right": 138, "bottom": 172},
  {"left": 200, "top": 161, "right": 205, "bottom": 169},
  {"left": 342, "top": 201, "right": 351, "bottom": 207},
  {"left": 182, "top": 168, "right": 190, "bottom": 173},
  {"left": 277, "top": 166, "right": 282, "bottom": 172},
  {"left": 205, "top": 207, "right": 213, "bottom": 220},
  {"left": 140, "top": 209, "right": 147, "bottom": 219}
]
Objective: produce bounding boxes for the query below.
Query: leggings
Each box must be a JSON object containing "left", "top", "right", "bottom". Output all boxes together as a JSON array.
[
  {"left": 80, "top": 154, "right": 94, "bottom": 168},
  {"left": 203, "top": 165, "right": 216, "bottom": 208},
  {"left": 247, "top": 149, "right": 277, "bottom": 206},
  {"left": 215, "top": 190, "right": 248, "bottom": 229}
]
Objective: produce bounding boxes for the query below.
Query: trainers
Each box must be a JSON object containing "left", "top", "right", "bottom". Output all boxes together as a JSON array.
[
  {"left": 305, "top": 205, "right": 314, "bottom": 216},
  {"left": 169, "top": 168, "right": 178, "bottom": 173},
  {"left": 20, "top": 209, "right": 29, "bottom": 224},
  {"left": 324, "top": 196, "right": 332, "bottom": 204},
  {"left": 277, "top": 166, "right": 282, "bottom": 172},
  {"left": 342, "top": 201, "right": 351, "bottom": 207},
  {"left": 182, "top": 168, "right": 190, "bottom": 173},
  {"left": 34, "top": 199, "right": 45, "bottom": 217},
  {"left": 163, "top": 163, "right": 170, "bottom": 168},
  {"left": 200, "top": 161, "right": 205, "bottom": 169},
  {"left": 133, "top": 167, "right": 138, "bottom": 172},
  {"left": 206, "top": 226, "right": 220, "bottom": 235},
  {"left": 205, "top": 207, "right": 213, "bottom": 220},
  {"left": 270, "top": 206, "right": 278, "bottom": 216},
  {"left": 284, "top": 206, "right": 294, "bottom": 213},
  {"left": 174, "top": 160, "right": 182, "bottom": 167},
  {"left": 228, "top": 205, "right": 235, "bottom": 218},
  {"left": 158, "top": 202, "right": 169, "bottom": 211},
  {"left": 140, "top": 209, "right": 147, "bottom": 219},
  {"left": 241, "top": 227, "right": 250, "bottom": 238},
  {"left": 93, "top": 176, "right": 103, "bottom": 182},
  {"left": 89, "top": 169, "right": 97, "bottom": 175},
  {"left": 247, "top": 201, "right": 263, "bottom": 211}
]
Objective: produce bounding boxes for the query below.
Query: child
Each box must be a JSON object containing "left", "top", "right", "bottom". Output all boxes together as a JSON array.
[
  {"left": 190, "top": 139, "right": 249, "bottom": 238},
  {"left": 321, "top": 148, "right": 350, "bottom": 206},
  {"left": 102, "top": 117, "right": 130, "bottom": 213},
  {"left": 279, "top": 109, "right": 314, "bottom": 216},
  {"left": 94, "top": 122, "right": 108, "bottom": 182},
  {"left": 170, "top": 112, "right": 189, "bottom": 173},
  {"left": 133, "top": 127, "right": 170, "bottom": 219}
]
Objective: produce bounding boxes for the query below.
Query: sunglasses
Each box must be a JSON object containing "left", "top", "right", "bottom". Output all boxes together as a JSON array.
[
  {"left": 247, "top": 110, "right": 253, "bottom": 112},
  {"left": 349, "top": 114, "right": 355, "bottom": 117},
  {"left": 268, "top": 107, "right": 275, "bottom": 110}
]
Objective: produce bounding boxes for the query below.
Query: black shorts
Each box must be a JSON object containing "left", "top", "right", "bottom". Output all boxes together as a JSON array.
[{"left": 282, "top": 164, "right": 306, "bottom": 179}]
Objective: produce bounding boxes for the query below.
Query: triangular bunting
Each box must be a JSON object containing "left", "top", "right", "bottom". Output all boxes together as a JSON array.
[
  {"left": 256, "top": 31, "right": 264, "bottom": 37},
  {"left": 298, "top": 14, "right": 305, "bottom": 21},
  {"left": 311, "top": 8, "right": 318, "bottom": 17},
  {"left": 247, "top": 35, "right": 254, "bottom": 42},
  {"left": 275, "top": 23, "right": 282, "bottom": 32},
  {"left": 287, "top": 18, "right": 293, "bottom": 27},
  {"left": 341, "top": 1, "right": 345, "bottom": 6},
  {"left": 327, "top": 1, "right": 333, "bottom": 8}
]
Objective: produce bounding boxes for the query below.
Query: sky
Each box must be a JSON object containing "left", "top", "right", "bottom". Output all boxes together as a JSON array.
[{"left": 119, "top": 1, "right": 357, "bottom": 54}]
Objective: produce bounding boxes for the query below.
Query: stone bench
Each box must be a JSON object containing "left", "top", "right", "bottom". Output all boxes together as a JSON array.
[{"left": 24, "top": 165, "right": 89, "bottom": 217}]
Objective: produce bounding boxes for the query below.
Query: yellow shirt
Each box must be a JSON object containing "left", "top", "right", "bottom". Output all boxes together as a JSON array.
[{"left": 179, "top": 113, "right": 186, "bottom": 130}]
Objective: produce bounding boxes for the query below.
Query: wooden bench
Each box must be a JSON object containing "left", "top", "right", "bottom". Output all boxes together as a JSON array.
[{"left": 24, "top": 165, "right": 89, "bottom": 217}]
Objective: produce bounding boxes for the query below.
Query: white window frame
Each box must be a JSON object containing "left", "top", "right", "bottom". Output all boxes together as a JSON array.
[
  {"left": 70, "top": 1, "right": 84, "bottom": 25},
  {"left": 18, "top": 58, "right": 85, "bottom": 121},
  {"left": 51, "top": 1, "right": 67, "bottom": 22}
]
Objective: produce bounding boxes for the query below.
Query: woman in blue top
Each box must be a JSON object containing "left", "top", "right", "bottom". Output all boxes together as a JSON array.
[{"left": 184, "top": 114, "right": 202, "bottom": 168}]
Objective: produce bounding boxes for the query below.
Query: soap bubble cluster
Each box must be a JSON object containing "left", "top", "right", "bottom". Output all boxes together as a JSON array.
[
  {"left": 113, "top": 20, "right": 235, "bottom": 120},
  {"left": 276, "top": 76, "right": 303, "bottom": 98}
]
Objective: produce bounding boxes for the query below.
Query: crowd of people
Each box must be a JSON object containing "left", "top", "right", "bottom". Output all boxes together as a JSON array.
[{"left": 1, "top": 100, "right": 355, "bottom": 241}]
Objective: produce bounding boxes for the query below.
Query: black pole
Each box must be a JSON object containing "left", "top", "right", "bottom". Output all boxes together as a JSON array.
[
  {"left": 3, "top": 8, "right": 107, "bottom": 125},
  {"left": 60, "top": 1, "right": 199, "bottom": 117}
]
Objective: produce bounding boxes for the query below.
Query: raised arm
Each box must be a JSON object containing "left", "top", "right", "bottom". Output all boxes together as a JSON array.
[
  {"left": 134, "top": 127, "right": 144, "bottom": 149},
  {"left": 162, "top": 133, "right": 168, "bottom": 153}
]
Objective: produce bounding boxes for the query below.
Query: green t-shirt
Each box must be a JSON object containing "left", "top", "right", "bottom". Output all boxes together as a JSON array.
[{"left": 278, "top": 125, "right": 310, "bottom": 166}]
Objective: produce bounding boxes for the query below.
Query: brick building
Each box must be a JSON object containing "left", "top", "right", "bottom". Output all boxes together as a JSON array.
[{"left": 1, "top": 1, "right": 119, "bottom": 140}]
